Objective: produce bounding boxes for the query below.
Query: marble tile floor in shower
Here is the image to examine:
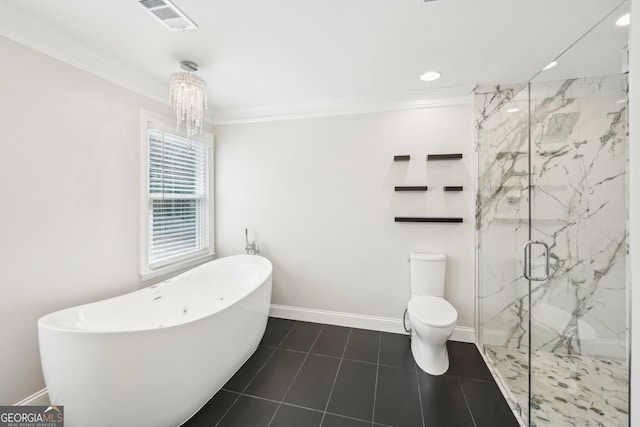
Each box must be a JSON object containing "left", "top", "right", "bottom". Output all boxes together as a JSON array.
[
  {"left": 485, "top": 345, "right": 629, "bottom": 427},
  {"left": 184, "top": 317, "right": 518, "bottom": 427}
]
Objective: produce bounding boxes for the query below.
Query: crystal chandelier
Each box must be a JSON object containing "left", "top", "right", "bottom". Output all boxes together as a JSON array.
[{"left": 169, "top": 61, "right": 208, "bottom": 138}]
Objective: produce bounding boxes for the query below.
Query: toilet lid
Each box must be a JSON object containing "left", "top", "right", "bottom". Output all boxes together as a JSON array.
[{"left": 408, "top": 296, "right": 457, "bottom": 328}]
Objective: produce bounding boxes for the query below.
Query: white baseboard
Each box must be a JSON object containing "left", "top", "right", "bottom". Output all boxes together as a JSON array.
[
  {"left": 269, "top": 304, "right": 475, "bottom": 343},
  {"left": 451, "top": 326, "right": 475, "bottom": 343},
  {"left": 14, "top": 388, "right": 49, "bottom": 406}
]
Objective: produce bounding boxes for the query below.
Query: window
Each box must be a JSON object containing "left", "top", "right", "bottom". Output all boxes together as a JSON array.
[{"left": 139, "top": 111, "right": 214, "bottom": 279}]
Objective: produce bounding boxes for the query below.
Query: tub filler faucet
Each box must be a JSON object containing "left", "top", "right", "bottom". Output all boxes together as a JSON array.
[{"left": 245, "top": 228, "right": 259, "bottom": 255}]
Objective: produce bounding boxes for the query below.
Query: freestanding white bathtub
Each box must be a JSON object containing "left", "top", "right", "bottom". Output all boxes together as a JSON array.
[{"left": 38, "top": 255, "right": 272, "bottom": 427}]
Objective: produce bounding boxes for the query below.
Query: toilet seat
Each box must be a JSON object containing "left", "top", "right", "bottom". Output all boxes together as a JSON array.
[{"left": 408, "top": 296, "right": 457, "bottom": 328}]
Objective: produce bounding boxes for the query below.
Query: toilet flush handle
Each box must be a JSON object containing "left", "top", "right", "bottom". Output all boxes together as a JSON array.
[{"left": 402, "top": 308, "right": 411, "bottom": 334}]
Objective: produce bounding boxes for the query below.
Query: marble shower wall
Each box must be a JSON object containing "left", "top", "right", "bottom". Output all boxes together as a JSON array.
[
  {"left": 476, "top": 75, "right": 628, "bottom": 359},
  {"left": 476, "top": 83, "right": 531, "bottom": 351}
]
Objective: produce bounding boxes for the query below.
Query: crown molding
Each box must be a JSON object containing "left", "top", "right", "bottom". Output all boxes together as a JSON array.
[
  {"left": 212, "top": 85, "right": 475, "bottom": 125},
  {"left": 0, "top": 4, "right": 168, "bottom": 106},
  {"left": 0, "top": 4, "right": 473, "bottom": 126}
]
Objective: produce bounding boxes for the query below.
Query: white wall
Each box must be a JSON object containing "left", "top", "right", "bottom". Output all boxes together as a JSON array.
[
  {"left": 629, "top": 0, "right": 639, "bottom": 423},
  {"left": 0, "top": 36, "right": 173, "bottom": 404},
  {"left": 214, "top": 105, "right": 475, "bottom": 332}
]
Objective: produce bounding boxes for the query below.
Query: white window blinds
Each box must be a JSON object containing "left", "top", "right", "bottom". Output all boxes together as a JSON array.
[{"left": 148, "top": 129, "right": 210, "bottom": 268}]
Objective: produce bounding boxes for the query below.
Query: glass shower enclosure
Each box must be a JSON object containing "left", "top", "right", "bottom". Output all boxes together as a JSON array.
[{"left": 476, "top": 3, "right": 630, "bottom": 426}]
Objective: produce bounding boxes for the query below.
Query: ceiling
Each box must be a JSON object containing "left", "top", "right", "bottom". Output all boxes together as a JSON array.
[{"left": 0, "top": 0, "right": 628, "bottom": 123}]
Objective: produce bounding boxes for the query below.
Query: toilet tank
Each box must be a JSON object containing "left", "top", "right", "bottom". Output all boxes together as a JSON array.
[{"left": 410, "top": 253, "right": 446, "bottom": 297}]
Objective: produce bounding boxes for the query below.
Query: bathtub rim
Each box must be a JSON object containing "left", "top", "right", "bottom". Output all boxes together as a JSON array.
[{"left": 38, "top": 254, "right": 272, "bottom": 334}]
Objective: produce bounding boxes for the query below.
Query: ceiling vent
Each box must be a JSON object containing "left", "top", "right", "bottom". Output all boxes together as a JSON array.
[{"left": 138, "top": 0, "right": 198, "bottom": 31}]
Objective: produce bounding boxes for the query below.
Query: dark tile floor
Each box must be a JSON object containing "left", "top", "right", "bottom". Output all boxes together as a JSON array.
[{"left": 184, "top": 318, "right": 519, "bottom": 427}]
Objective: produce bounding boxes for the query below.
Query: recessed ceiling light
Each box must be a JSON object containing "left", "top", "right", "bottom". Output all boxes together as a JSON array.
[
  {"left": 542, "top": 61, "right": 558, "bottom": 71},
  {"left": 420, "top": 71, "right": 441, "bottom": 82},
  {"left": 507, "top": 108, "right": 520, "bottom": 113},
  {"left": 616, "top": 13, "right": 630, "bottom": 26}
]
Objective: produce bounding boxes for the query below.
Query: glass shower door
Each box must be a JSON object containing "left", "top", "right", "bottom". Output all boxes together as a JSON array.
[
  {"left": 527, "top": 74, "right": 629, "bottom": 426},
  {"left": 525, "top": 3, "right": 629, "bottom": 425}
]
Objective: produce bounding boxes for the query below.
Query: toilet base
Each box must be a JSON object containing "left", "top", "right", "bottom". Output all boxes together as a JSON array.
[{"left": 411, "top": 336, "right": 450, "bottom": 375}]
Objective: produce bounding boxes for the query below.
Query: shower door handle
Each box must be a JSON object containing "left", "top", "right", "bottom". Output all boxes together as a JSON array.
[{"left": 522, "top": 240, "right": 550, "bottom": 281}]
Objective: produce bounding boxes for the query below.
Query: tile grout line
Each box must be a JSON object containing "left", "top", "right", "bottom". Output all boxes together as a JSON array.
[
  {"left": 414, "top": 354, "right": 426, "bottom": 427},
  {"left": 213, "top": 322, "right": 501, "bottom": 427},
  {"left": 224, "top": 389, "right": 393, "bottom": 427},
  {"left": 277, "top": 320, "right": 299, "bottom": 347},
  {"left": 214, "top": 350, "right": 276, "bottom": 427},
  {"left": 237, "top": 350, "right": 277, "bottom": 395},
  {"left": 323, "top": 411, "right": 393, "bottom": 427},
  {"left": 262, "top": 344, "right": 422, "bottom": 369},
  {"left": 265, "top": 323, "right": 325, "bottom": 427},
  {"left": 214, "top": 320, "right": 297, "bottom": 427},
  {"left": 319, "top": 328, "right": 353, "bottom": 427},
  {"left": 457, "top": 376, "right": 495, "bottom": 384},
  {"left": 448, "top": 344, "right": 478, "bottom": 426},
  {"left": 214, "top": 349, "right": 278, "bottom": 427},
  {"left": 222, "top": 389, "right": 325, "bottom": 414},
  {"left": 456, "top": 375, "right": 479, "bottom": 427},
  {"left": 371, "top": 332, "right": 382, "bottom": 427},
  {"left": 212, "top": 390, "right": 242, "bottom": 427}
]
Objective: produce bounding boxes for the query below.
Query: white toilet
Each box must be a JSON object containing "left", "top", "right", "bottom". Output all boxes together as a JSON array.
[{"left": 407, "top": 253, "right": 457, "bottom": 375}]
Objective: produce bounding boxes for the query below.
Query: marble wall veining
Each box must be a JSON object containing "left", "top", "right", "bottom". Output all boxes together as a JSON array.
[
  {"left": 476, "top": 83, "right": 531, "bottom": 352},
  {"left": 476, "top": 75, "right": 628, "bottom": 359}
]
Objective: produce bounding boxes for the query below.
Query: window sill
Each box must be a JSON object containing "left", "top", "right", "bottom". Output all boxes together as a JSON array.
[{"left": 139, "top": 253, "right": 215, "bottom": 283}]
